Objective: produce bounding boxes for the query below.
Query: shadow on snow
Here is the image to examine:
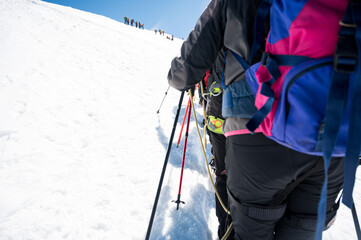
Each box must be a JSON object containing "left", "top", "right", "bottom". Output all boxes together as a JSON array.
[
  {"left": 151, "top": 105, "right": 215, "bottom": 239},
  {"left": 151, "top": 184, "right": 214, "bottom": 240}
]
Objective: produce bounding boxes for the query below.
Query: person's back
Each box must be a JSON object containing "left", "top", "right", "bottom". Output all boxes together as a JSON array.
[
  {"left": 220, "top": 1, "right": 345, "bottom": 239},
  {"left": 167, "top": 0, "right": 345, "bottom": 239}
]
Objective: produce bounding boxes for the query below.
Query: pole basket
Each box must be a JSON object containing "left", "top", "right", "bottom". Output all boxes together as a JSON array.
[{"left": 172, "top": 194, "right": 185, "bottom": 210}]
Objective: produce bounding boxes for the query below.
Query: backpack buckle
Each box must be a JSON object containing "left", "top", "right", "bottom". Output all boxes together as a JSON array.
[
  {"left": 334, "top": 30, "right": 358, "bottom": 73},
  {"left": 334, "top": 54, "right": 357, "bottom": 73}
]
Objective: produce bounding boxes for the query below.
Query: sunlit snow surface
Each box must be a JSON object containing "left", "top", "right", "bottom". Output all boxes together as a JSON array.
[{"left": 0, "top": 0, "right": 360, "bottom": 239}]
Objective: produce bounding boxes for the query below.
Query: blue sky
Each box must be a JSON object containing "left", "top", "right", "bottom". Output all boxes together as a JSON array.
[{"left": 42, "top": 0, "right": 210, "bottom": 39}]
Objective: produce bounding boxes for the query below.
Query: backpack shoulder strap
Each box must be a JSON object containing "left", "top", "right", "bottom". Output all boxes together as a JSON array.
[
  {"left": 229, "top": 0, "right": 272, "bottom": 71},
  {"left": 316, "top": 1, "right": 361, "bottom": 239},
  {"left": 249, "top": 0, "right": 273, "bottom": 64}
]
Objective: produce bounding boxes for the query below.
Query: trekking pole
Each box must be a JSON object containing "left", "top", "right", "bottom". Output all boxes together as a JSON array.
[
  {"left": 189, "top": 90, "right": 230, "bottom": 215},
  {"left": 352, "top": 203, "right": 361, "bottom": 240},
  {"left": 177, "top": 97, "right": 191, "bottom": 148},
  {"left": 156, "top": 86, "right": 171, "bottom": 114},
  {"left": 145, "top": 91, "right": 185, "bottom": 240},
  {"left": 172, "top": 100, "right": 192, "bottom": 209}
]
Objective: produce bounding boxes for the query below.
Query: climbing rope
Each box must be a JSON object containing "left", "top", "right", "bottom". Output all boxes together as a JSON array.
[
  {"left": 221, "top": 222, "right": 234, "bottom": 240},
  {"left": 190, "top": 91, "right": 235, "bottom": 239},
  {"left": 189, "top": 91, "right": 230, "bottom": 215},
  {"left": 200, "top": 81, "right": 208, "bottom": 149}
]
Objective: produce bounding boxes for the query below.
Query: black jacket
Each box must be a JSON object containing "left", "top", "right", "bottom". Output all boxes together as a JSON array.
[
  {"left": 207, "top": 50, "right": 225, "bottom": 120},
  {"left": 168, "top": 0, "right": 268, "bottom": 133},
  {"left": 168, "top": 0, "right": 266, "bottom": 90}
]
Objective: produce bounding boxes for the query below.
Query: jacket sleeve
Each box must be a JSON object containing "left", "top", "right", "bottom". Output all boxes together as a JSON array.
[{"left": 167, "top": 0, "right": 226, "bottom": 91}]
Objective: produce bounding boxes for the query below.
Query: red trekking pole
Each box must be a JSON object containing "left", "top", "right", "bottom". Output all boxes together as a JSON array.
[
  {"left": 176, "top": 97, "right": 191, "bottom": 148},
  {"left": 172, "top": 99, "right": 192, "bottom": 210}
]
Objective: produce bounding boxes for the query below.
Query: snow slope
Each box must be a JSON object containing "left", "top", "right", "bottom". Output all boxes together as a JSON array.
[{"left": 0, "top": 0, "right": 360, "bottom": 239}]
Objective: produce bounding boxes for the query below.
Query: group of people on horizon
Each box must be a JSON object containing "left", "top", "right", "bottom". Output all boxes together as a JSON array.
[
  {"left": 155, "top": 29, "right": 174, "bottom": 41},
  {"left": 123, "top": 17, "right": 175, "bottom": 40},
  {"left": 123, "top": 17, "right": 144, "bottom": 29},
  {"left": 155, "top": 29, "right": 164, "bottom": 36}
]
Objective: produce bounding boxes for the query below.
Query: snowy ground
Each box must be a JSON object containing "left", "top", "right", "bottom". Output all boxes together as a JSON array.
[{"left": 0, "top": 0, "right": 360, "bottom": 239}]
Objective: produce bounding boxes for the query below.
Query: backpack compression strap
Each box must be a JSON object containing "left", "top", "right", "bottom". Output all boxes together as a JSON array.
[{"left": 245, "top": 53, "right": 312, "bottom": 132}]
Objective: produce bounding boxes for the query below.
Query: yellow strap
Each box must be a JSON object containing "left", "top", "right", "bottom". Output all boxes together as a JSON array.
[
  {"left": 211, "top": 81, "right": 221, "bottom": 94},
  {"left": 207, "top": 115, "right": 224, "bottom": 134}
]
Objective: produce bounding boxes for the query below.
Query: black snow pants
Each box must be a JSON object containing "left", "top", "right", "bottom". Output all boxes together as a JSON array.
[
  {"left": 208, "top": 130, "right": 232, "bottom": 238},
  {"left": 226, "top": 133, "right": 344, "bottom": 240}
]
